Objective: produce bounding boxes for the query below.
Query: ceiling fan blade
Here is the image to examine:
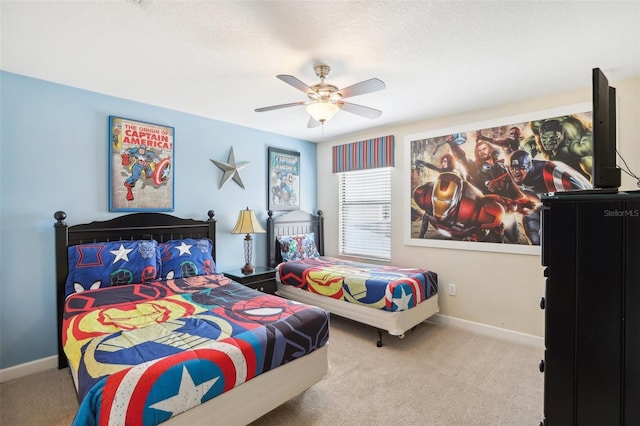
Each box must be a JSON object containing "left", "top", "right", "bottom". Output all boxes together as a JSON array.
[
  {"left": 277, "top": 75, "right": 315, "bottom": 95},
  {"left": 255, "top": 101, "right": 306, "bottom": 112},
  {"left": 307, "top": 116, "right": 322, "bottom": 128},
  {"left": 338, "top": 78, "right": 385, "bottom": 99},
  {"left": 340, "top": 102, "right": 382, "bottom": 119}
]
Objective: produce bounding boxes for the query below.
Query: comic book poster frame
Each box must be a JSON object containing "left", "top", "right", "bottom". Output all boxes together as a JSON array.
[
  {"left": 268, "top": 147, "right": 300, "bottom": 211},
  {"left": 404, "top": 103, "right": 592, "bottom": 255},
  {"left": 109, "top": 116, "right": 175, "bottom": 212}
]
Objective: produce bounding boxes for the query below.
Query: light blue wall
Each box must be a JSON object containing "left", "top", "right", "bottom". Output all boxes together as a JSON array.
[{"left": 0, "top": 71, "right": 317, "bottom": 369}]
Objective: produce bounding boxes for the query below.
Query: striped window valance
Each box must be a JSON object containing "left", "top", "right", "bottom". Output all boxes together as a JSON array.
[{"left": 332, "top": 135, "right": 395, "bottom": 173}]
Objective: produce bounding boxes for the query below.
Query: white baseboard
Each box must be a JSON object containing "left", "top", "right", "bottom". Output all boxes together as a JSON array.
[
  {"left": 426, "top": 313, "right": 544, "bottom": 349},
  {"left": 0, "top": 355, "right": 58, "bottom": 383}
]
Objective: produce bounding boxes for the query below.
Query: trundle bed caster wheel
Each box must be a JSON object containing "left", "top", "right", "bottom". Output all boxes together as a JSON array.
[
  {"left": 376, "top": 340, "right": 382, "bottom": 348},
  {"left": 398, "top": 333, "right": 405, "bottom": 339}
]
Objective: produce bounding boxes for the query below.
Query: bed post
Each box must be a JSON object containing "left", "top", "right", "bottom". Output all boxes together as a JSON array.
[
  {"left": 54, "top": 211, "right": 69, "bottom": 369},
  {"left": 266, "top": 210, "right": 275, "bottom": 268},
  {"left": 207, "top": 210, "right": 216, "bottom": 263},
  {"left": 316, "top": 210, "right": 324, "bottom": 256}
]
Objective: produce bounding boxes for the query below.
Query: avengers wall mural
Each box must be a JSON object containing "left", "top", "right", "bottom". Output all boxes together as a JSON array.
[{"left": 407, "top": 104, "right": 592, "bottom": 254}]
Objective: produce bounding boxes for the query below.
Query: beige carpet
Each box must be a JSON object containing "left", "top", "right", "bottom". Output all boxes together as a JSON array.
[{"left": 0, "top": 316, "right": 543, "bottom": 426}]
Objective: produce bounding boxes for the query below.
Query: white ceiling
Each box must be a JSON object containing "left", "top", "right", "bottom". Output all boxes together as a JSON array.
[{"left": 2, "top": 0, "right": 639, "bottom": 143}]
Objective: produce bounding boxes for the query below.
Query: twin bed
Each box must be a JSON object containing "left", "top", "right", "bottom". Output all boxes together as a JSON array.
[
  {"left": 266, "top": 209, "right": 439, "bottom": 347},
  {"left": 54, "top": 210, "right": 329, "bottom": 426}
]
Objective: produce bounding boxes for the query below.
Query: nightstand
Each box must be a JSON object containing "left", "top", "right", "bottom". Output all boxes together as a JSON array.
[{"left": 222, "top": 266, "right": 277, "bottom": 294}]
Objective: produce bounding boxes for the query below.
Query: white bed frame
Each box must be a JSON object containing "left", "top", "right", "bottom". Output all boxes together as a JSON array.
[
  {"left": 267, "top": 209, "right": 440, "bottom": 346},
  {"left": 277, "top": 285, "right": 439, "bottom": 339}
]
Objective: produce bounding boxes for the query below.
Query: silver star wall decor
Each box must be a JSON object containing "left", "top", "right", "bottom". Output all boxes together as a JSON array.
[{"left": 210, "top": 146, "right": 249, "bottom": 189}]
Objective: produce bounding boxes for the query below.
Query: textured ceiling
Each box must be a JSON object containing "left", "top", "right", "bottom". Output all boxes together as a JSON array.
[{"left": 2, "top": 0, "right": 639, "bottom": 143}]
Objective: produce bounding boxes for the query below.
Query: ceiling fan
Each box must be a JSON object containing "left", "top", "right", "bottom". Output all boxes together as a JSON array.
[{"left": 255, "top": 64, "right": 386, "bottom": 128}]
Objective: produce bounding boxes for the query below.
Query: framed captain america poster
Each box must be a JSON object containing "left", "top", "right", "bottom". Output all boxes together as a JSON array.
[
  {"left": 404, "top": 103, "right": 592, "bottom": 255},
  {"left": 268, "top": 147, "right": 300, "bottom": 211},
  {"left": 109, "top": 116, "right": 175, "bottom": 212}
]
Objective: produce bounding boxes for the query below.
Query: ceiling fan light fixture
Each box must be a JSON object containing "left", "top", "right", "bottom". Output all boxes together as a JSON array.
[
  {"left": 256, "top": 64, "right": 385, "bottom": 127},
  {"left": 306, "top": 102, "right": 339, "bottom": 123}
]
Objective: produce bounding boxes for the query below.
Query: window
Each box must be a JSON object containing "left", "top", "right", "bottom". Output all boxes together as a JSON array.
[{"left": 338, "top": 167, "right": 391, "bottom": 260}]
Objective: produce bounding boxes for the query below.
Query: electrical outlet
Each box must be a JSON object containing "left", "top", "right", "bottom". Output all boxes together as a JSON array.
[{"left": 448, "top": 283, "right": 457, "bottom": 296}]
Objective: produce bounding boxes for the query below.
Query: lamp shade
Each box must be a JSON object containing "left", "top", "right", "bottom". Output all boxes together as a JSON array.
[
  {"left": 231, "top": 208, "right": 266, "bottom": 234},
  {"left": 306, "top": 101, "right": 339, "bottom": 123}
]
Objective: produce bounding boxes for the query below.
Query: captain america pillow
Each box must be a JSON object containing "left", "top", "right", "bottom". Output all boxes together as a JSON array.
[
  {"left": 158, "top": 238, "right": 216, "bottom": 280},
  {"left": 65, "top": 240, "right": 161, "bottom": 298}
]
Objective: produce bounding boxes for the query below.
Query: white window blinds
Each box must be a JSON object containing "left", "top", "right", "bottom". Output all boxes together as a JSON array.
[{"left": 338, "top": 167, "right": 392, "bottom": 260}]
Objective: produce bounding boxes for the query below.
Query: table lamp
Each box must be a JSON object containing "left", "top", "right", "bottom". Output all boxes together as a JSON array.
[{"left": 231, "top": 207, "right": 266, "bottom": 274}]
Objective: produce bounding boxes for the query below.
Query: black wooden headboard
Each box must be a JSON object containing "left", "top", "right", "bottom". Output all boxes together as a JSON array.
[
  {"left": 53, "top": 210, "right": 216, "bottom": 369},
  {"left": 266, "top": 209, "right": 324, "bottom": 268}
]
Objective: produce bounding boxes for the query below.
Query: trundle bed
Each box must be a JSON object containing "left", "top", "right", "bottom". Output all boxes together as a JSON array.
[
  {"left": 54, "top": 210, "right": 329, "bottom": 426},
  {"left": 266, "top": 209, "right": 439, "bottom": 346}
]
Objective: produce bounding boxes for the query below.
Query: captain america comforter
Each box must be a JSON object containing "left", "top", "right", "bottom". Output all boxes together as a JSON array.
[
  {"left": 62, "top": 274, "right": 329, "bottom": 426},
  {"left": 277, "top": 256, "right": 438, "bottom": 311}
]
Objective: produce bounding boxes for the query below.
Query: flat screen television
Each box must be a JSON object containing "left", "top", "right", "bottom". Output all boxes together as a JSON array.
[{"left": 592, "top": 67, "right": 621, "bottom": 189}]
